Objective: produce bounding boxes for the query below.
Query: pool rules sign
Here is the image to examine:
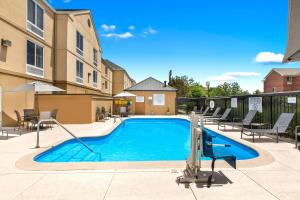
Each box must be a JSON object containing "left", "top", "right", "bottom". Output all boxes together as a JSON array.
[{"left": 249, "top": 97, "right": 262, "bottom": 113}]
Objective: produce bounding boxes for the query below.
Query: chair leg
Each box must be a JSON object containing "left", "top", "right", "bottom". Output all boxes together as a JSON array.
[{"left": 252, "top": 132, "right": 254, "bottom": 142}]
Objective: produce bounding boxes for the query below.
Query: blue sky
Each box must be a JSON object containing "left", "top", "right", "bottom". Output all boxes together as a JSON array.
[{"left": 47, "top": 0, "right": 300, "bottom": 92}]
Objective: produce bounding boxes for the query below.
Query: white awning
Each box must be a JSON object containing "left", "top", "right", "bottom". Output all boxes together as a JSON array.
[{"left": 283, "top": 0, "right": 300, "bottom": 63}]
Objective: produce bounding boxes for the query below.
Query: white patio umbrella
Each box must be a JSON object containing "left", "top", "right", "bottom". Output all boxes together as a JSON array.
[
  {"left": 113, "top": 91, "right": 136, "bottom": 98},
  {"left": 9, "top": 81, "right": 65, "bottom": 93},
  {"left": 8, "top": 81, "right": 65, "bottom": 112},
  {"left": 283, "top": 0, "right": 300, "bottom": 63}
]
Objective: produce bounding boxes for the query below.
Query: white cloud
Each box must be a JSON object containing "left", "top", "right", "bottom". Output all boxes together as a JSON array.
[
  {"left": 208, "top": 72, "right": 261, "bottom": 82},
  {"left": 101, "top": 24, "right": 116, "bottom": 32},
  {"left": 102, "top": 32, "right": 133, "bottom": 39},
  {"left": 255, "top": 52, "right": 284, "bottom": 64},
  {"left": 143, "top": 26, "right": 158, "bottom": 35},
  {"left": 63, "top": 0, "right": 72, "bottom": 3},
  {"left": 128, "top": 26, "right": 135, "bottom": 30}
]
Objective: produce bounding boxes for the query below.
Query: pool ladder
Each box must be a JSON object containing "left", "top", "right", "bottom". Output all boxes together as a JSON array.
[{"left": 35, "top": 119, "right": 95, "bottom": 153}]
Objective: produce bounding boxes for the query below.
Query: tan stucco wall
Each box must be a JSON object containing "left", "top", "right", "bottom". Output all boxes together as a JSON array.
[
  {"left": 0, "top": 73, "right": 37, "bottom": 126},
  {"left": 129, "top": 91, "right": 176, "bottom": 115},
  {"left": 0, "top": 0, "right": 55, "bottom": 81},
  {"left": 37, "top": 94, "right": 113, "bottom": 124},
  {"left": 55, "top": 11, "right": 102, "bottom": 93},
  {"left": 101, "top": 61, "right": 113, "bottom": 95}
]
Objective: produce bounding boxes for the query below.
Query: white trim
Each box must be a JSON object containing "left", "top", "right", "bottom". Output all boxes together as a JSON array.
[
  {"left": 26, "top": 0, "right": 45, "bottom": 40},
  {"left": 26, "top": 39, "right": 45, "bottom": 78}
]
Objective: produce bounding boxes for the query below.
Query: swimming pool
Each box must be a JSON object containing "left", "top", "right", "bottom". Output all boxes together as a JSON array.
[{"left": 34, "top": 118, "right": 259, "bottom": 163}]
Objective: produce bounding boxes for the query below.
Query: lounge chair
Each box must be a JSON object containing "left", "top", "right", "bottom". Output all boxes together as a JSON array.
[
  {"left": 205, "top": 108, "right": 232, "bottom": 124},
  {"left": 193, "top": 106, "right": 203, "bottom": 114},
  {"left": 242, "top": 113, "right": 295, "bottom": 143},
  {"left": 203, "top": 107, "right": 221, "bottom": 119},
  {"left": 218, "top": 110, "right": 258, "bottom": 131},
  {"left": 197, "top": 107, "right": 210, "bottom": 116}
]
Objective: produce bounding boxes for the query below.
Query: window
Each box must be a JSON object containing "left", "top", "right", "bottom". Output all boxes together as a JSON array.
[
  {"left": 76, "top": 60, "right": 83, "bottom": 84},
  {"left": 153, "top": 94, "right": 165, "bottom": 106},
  {"left": 27, "top": 0, "right": 44, "bottom": 38},
  {"left": 76, "top": 31, "right": 84, "bottom": 56},
  {"left": 287, "top": 76, "right": 293, "bottom": 84},
  {"left": 105, "top": 80, "right": 108, "bottom": 89},
  {"left": 272, "top": 87, "right": 277, "bottom": 93},
  {"left": 93, "top": 48, "right": 98, "bottom": 66},
  {"left": 105, "top": 66, "right": 108, "bottom": 75},
  {"left": 26, "top": 40, "right": 44, "bottom": 77},
  {"left": 87, "top": 19, "right": 91, "bottom": 27},
  {"left": 93, "top": 70, "right": 97, "bottom": 87}
]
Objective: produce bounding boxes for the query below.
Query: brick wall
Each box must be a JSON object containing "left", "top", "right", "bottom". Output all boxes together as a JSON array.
[{"left": 264, "top": 71, "right": 300, "bottom": 93}]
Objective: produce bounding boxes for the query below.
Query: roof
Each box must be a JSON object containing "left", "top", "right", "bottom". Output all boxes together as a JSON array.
[
  {"left": 264, "top": 68, "right": 300, "bottom": 80},
  {"left": 56, "top": 9, "right": 89, "bottom": 12},
  {"left": 102, "top": 59, "right": 135, "bottom": 82},
  {"left": 125, "top": 77, "right": 177, "bottom": 91}
]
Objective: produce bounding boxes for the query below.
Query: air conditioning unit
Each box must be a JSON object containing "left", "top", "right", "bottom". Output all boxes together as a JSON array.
[{"left": 1, "top": 39, "right": 12, "bottom": 47}]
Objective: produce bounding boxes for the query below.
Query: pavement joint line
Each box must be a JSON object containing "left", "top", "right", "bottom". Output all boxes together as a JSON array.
[
  {"left": 12, "top": 173, "right": 46, "bottom": 200},
  {"left": 239, "top": 169, "right": 280, "bottom": 200},
  {"left": 102, "top": 173, "right": 115, "bottom": 200},
  {"left": 189, "top": 185, "right": 199, "bottom": 200}
]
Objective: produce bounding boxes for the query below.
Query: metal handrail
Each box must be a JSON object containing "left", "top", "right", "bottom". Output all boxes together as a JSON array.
[{"left": 35, "top": 119, "right": 94, "bottom": 153}]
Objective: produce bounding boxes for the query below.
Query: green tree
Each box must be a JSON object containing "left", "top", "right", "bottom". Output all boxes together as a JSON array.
[
  {"left": 169, "top": 75, "right": 190, "bottom": 97},
  {"left": 188, "top": 83, "right": 206, "bottom": 98},
  {"left": 210, "top": 82, "right": 246, "bottom": 96}
]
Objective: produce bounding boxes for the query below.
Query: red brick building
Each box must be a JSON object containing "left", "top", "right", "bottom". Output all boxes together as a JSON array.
[{"left": 264, "top": 68, "right": 300, "bottom": 93}]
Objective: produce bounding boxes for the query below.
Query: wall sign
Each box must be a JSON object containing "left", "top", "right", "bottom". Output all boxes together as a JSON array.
[
  {"left": 249, "top": 97, "right": 262, "bottom": 112},
  {"left": 209, "top": 100, "right": 215, "bottom": 109},
  {"left": 231, "top": 98, "right": 238, "bottom": 108},
  {"left": 136, "top": 96, "right": 144, "bottom": 103},
  {"left": 287, "top": 97, "right": 297, "bottom": 104},
  {"left": 153, "top": 94, "right": 165, "bottom": 106}
]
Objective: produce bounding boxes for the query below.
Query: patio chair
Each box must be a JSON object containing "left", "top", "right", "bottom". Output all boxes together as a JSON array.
[
  {"left": 205, "top": 108, "right": 232, "bottom": 124},
  {"left": 193, "top": 106, "right": 203, "bottom": 114},
  {"left": 203, "top": 107, "right": 221, "bottom": 120},
  {"left": 120, "top": 106, "right": 128, "bottom": 117},
  {"left": 23, "top": 109, "right": 35, "bottom": 129},
  {"left": 242, "top": 113, "right": 295, "bottom": 143},
  {"left": 39, "top": 111, "right": 53, "bottom": 129},
  {"left": 218, "top": 110, "right": 258, "bottom": 131},
  {"left": 14, "top": 110, "right": 25, "bottom": 135}
]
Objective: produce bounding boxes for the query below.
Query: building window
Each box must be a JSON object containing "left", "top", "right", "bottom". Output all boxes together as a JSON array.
[
  {"left": 93, "top": 70, "right": 97, "bottom": 87},
  {"left": 105, "top": 80, "right": 108, "bottom": 89},
  {"left": 26, "top": 40, "right": 44, "bottom": 77},
  {"left": 27, "top": 0, "right": 44, "bottom": 38},
  {"left": 153, "top": 94, "right": 165, "bottom": 106},
  {"left": 287, "top": 76, "right": 293, "bottom": 84},
  {"left": 272, "top": 87, "right": 277, "bottom": 93},
  {"left": 76, "top": 31, "right": 84, "bottom": 56},
  {"left": 93, "top": 48, "right": 98, "bottom": 66},
  {"left": 105, "top": 66, "right": 108, "bottom": 75},
  {"left": 76, "top": 60, "right": 83, "bottom": 84},
  {"left": 87, "top": 19, "right": 91, "bottom": 27}
]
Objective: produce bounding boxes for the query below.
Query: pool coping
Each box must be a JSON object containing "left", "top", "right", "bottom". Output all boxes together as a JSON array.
[{"left": 16, "top": 117, "right": 274, "bottom": 171}]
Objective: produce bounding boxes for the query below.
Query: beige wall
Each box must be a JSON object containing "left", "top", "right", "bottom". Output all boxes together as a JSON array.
[
  {"left": 38, "top": 94, "right": 113, "bottom": 124},
  {"left": 0, "top": 0, "right": 55, "bottom": 80},
  {"left": 55, "top": 11, "right": 102, "bottom": 93},
  {"left": 129, "top": 91, "right": 176, "bottom": 115},
  {"left": 101, "top": 61, "right": 113, "bottom": 95},
  {"left": 0, "top": 0, "right": 55, "bottom": 126}
]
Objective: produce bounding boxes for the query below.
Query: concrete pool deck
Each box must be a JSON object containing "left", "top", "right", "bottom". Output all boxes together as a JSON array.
[{"left": 1, "top": 116, "right": 300, "bottom": 199}]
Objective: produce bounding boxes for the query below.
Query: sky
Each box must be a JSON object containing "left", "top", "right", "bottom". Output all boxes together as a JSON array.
[{"left": 47, "top": 0, "right": 300, "bottom": 92}]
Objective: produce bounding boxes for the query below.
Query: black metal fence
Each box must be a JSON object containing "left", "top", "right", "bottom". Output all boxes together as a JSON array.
[{"left": 176, "top": 91, "right": 300, "bottom": 138}]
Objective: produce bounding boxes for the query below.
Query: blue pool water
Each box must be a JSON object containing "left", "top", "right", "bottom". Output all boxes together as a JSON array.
[{"left": 35, "top": 118, "right": 259, "bottom": 162}]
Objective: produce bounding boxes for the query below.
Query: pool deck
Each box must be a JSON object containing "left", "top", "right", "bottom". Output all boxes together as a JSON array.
[{"left": 1, "top": 115, "right": 300, "bottom": 199}]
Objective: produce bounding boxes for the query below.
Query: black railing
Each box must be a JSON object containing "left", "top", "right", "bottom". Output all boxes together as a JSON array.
[{"left": 176, "top": 91, "right": 300, "bottom": 138}]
